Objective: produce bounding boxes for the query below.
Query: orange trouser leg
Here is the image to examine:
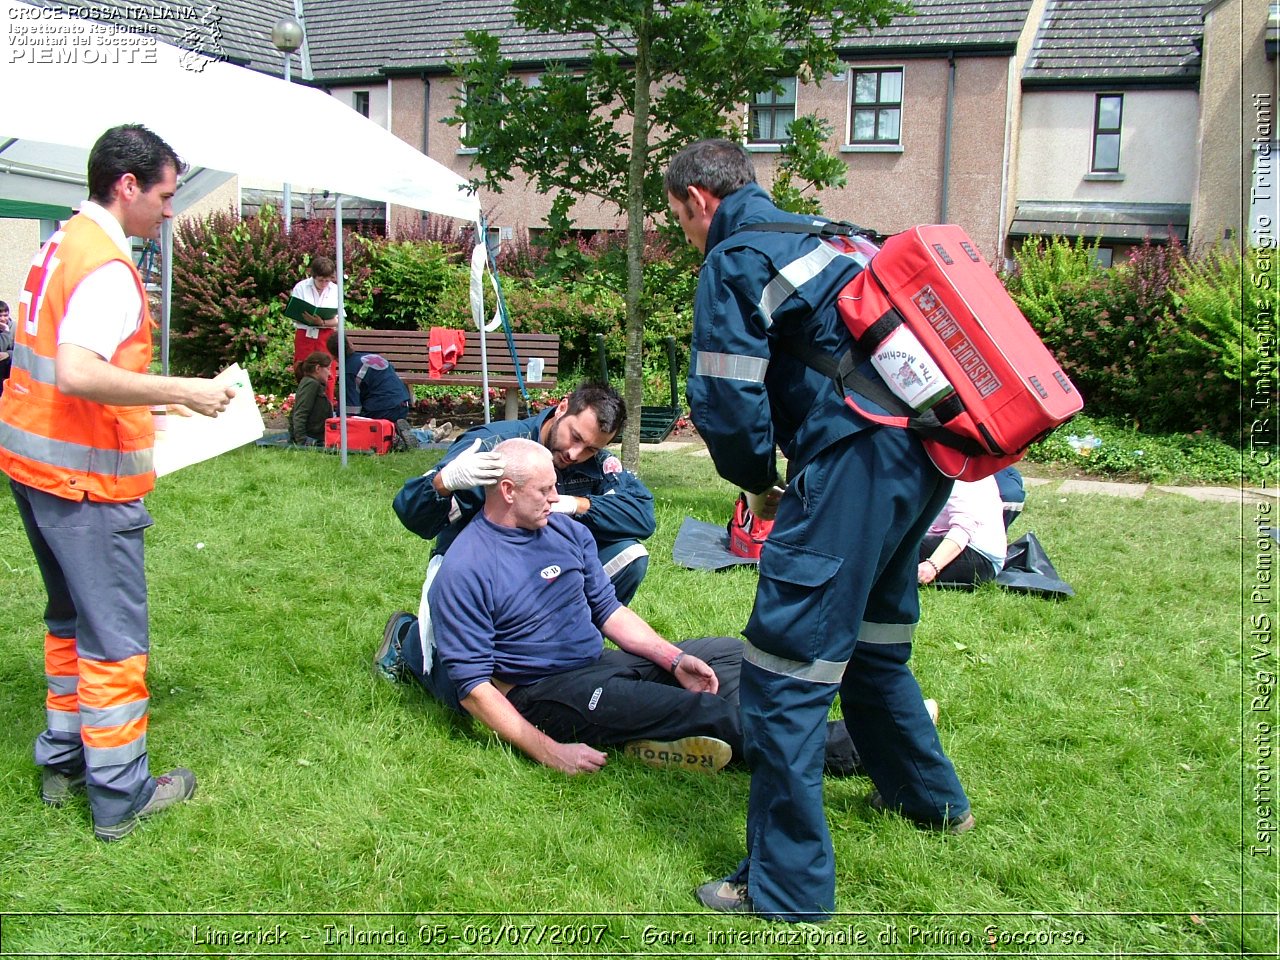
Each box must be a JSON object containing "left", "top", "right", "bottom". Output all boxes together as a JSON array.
[
  {"left": 39, "top": 631, "right": 82, "bottom": 766},
  {"left": 78, "top": 653, "right": 152, "bottom": 826}
]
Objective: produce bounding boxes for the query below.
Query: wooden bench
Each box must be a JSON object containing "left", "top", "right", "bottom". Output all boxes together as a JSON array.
[{"left": 343, "top": 328, "right": 560, "bottom": 420}]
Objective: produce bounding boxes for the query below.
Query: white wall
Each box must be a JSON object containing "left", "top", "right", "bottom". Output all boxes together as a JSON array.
[
  {"left": 329, "top": 83, "right": 389, "bottom": 129},
  {"left": 0, "top": 219, "right": 42, "bottom": 308},
  {"left": 1017, "top": 89, "right": 1199, "bottom": 202}
]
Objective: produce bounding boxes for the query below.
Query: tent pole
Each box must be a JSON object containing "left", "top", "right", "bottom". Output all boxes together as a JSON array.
[
  {"left": 336, "top": 194, "right": 348, "bottom": 467},
  {"left": 161, "top": 218, "right": 173, "bottom": 375},
  {"left": 479, "top": 218, "right": 490, "bottom": 424}
]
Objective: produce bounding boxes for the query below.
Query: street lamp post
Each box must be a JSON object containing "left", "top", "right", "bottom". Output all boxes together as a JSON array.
[{"left": 271, "top": 16, "right": 304, "bottom": 231}]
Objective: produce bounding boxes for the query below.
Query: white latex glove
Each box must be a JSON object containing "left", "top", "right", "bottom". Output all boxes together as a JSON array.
[
  {"left": 437, "top": 438, "right": 506, "bottom": 491},
  {"left": 744, "top": 485, "right": 785, "bottom": 521},
  {"left": 549, "top": 497, "right": 578, "bottom": 515}
]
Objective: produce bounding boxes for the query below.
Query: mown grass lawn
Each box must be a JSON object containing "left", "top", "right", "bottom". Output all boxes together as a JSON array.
[{"left": 0, "top": 443, "right": 1271, "bottom": 957}]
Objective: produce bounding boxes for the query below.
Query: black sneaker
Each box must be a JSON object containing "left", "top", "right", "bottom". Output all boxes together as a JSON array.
[
  {"left": 41, "top": 767, "right": 86, "bottom": 807},
  {"left": 94, "top": 768, "right": 196, "bottom": 842},
  {"left": 375, "top": 611, "right": 414, "bottom": 684},
  {"left": 867, "top": 789, "right": 975, "bottom": 834},
  {"left": 694, "top": 879, "right": 755, "bottom": 914}
]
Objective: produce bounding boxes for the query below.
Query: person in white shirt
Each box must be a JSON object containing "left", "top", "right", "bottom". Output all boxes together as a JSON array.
[
  {"left": 917, "top": 475, "right": 1008, "bottom": 588},
  {"left": 0, "top": 124, "right": 234, "bottom": 841},
  {"left": 290, "top": 255, "right": 340, "bottom": 402}
]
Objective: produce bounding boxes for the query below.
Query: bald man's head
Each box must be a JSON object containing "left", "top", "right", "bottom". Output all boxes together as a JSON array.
[{"left": 485, "top": 438, "right": 559, "bottom": 530}]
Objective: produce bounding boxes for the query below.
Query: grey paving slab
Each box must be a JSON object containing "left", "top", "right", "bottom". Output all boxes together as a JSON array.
[
  {"left": 1248, "top": 487, "right": 1280, "bottom": 500},
  {"left": 1022, "top": 476, "right": 1054, "bottom": 487},
  {"left": 1155, "top": 485, "right": 1262, "bottom": 504},
  {"left": 641, "top": 441, "right": 698, "bottom": 454},
  {"left": 1058, "top": 479, "right": 1149, "bottom": 499}
]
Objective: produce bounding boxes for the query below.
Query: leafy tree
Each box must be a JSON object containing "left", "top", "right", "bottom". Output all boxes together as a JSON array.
[
  {"left": 451, "top": 0, "right": 907, "bottom": 463},
  {"left": 771, "top": 115, "right": 849, "bottom": 215}
]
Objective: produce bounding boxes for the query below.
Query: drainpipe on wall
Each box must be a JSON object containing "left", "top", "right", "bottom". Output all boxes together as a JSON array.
[
  {"left": 421, "top": 73, "right": 431, "bottom": 155},
  {"left": 996, "top": 56, "right": 1016, "bottom": 264},
  {"left": 940, "top": 50, "right": 955, "bottom": 223},
  {"left": 421, "top": 73, "right": 431, "bottom": 232}
]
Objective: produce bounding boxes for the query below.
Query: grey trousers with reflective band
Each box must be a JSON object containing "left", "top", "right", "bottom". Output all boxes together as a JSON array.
[{"left": 10, "top": 481, "right": 156, "bottom": 826}]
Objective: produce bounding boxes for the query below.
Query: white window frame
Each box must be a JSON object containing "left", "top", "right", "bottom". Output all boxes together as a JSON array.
[{"left": 845, "top": 65, "right": 904, "bottom": 148}]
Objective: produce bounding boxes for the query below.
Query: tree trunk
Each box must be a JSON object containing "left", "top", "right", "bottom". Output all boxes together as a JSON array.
[{"left": 620, "top": 4, "right": 653, "bottom": 470}]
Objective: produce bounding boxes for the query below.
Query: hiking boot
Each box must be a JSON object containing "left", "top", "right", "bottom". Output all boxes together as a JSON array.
[
  {"left": 694, "top": 879, "right": 755, "bottom": 914},
  {"left": 866, "top": 789, "right": 975, "bottom": 835},
  {"left": 432, "top": 421, "right": 455, "bottom": 443},
  {"left": 94, "top": 768, "right": 196, "bottom": 842},
  {"left": 375, "top": 611, "right": 414, "bottom": 684},
  {"left": 41, "top": 767, "right": 86, "bottom": 807},
  {"left": 394, "top": 418, "right": 416, "bottom": 451},
  {"left": 623, "top": 735, "right": 731, "bottom": 774}
]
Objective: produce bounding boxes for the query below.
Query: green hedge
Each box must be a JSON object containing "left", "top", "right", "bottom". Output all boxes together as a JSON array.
[
  {"left": 171, "top": 210, "right": 1274, "bottom": 446},
  {"left": 1007, "top": 237, "right": 1275, "bottom": 442}
]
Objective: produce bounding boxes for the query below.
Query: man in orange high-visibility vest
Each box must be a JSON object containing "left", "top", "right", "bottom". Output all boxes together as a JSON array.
[{"left": 0, "top": 125, "right": 235, "bottom": 841}]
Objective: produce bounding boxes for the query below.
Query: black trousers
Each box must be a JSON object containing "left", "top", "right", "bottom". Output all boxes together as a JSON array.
[
  {"left": 505, "top": 636, "right": 744, "bottom": 756},
  {"left": 919, "top": 534, "right": 998, "bottom": 588}
]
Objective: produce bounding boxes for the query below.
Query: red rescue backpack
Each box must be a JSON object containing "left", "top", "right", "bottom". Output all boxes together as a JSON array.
[
  {"left": 727, "top": 493, "right": 774, "bottom": 560},
  {"left": 742, "top": 222, "right": 1082, "bottom": 481}
]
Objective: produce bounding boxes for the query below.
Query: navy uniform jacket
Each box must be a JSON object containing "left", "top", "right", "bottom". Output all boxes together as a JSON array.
[
  {"left": 687, "top": 184, "right": 892, "bottom": 493},
  {"left": 393, "top": 406, "right": 656, "bottom": 556},
  {"left": 341, "top": 351, "right": 409, "bottom": 416}
]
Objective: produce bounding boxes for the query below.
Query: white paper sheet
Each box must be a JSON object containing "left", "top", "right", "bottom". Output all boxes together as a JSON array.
[{"left": 153, "top": 364, "right": 265, "bottom": 477}]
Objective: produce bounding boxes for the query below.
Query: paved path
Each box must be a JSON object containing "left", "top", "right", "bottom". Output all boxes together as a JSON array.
[{"left": 641, "top": 440, "right": 1273, "bottom": 504}]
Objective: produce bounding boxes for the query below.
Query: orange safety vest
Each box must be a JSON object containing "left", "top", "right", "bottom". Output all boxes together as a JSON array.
[{"left": 0, "top": 213, "right": 156, "bottom": 502}]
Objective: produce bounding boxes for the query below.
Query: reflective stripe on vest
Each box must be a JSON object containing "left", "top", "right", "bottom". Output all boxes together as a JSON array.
[{"left": 0, "top": 215, "right": 156, "bottom": 502}]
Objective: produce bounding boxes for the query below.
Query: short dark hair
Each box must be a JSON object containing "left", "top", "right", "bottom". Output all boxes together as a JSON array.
[
  {"left": 87, "top": 125, "right": 185, "bottom": 205},
  {"left": 310, "top": 255, "right": 336, "bottom": 278},
  {"left": 664, "top": 139, "right": 756, "bottom": 202},
  {"left": 326, "top": 335, "right": 353, "bottom": 360},
  {"left": 0, "top": 301, "right": 9, "bottom": 313},
  {"left": 564, "top": 382, "right": 626, "bottom": 436}
]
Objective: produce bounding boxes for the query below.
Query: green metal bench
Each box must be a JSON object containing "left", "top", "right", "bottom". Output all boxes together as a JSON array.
[{"left": 595, "top": 335, "right": 683, "bottom": 443}]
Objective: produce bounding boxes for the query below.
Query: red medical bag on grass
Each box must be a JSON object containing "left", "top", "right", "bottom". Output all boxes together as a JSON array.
[
  {"left": 745, "top": 223, "right": 1082, "bottom": 480},
  {"left": 324, "top": 416, "right": 394, "bottom": 455},
  {"left": 727, "top": 493, "right": 774, "bottom": 560}
]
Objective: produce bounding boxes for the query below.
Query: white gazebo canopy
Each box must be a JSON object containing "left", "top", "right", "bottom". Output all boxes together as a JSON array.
[{"left": 0, "top": 0, "right": 485, "bottom": 462}]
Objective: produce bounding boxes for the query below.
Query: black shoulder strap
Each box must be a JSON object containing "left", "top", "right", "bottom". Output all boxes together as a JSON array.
[{"left": 738, "top": 220, "right": 873, "bottom": 239}]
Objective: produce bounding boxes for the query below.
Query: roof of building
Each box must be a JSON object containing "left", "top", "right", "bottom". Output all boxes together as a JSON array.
[
  {"left": 31, "top": 0, "right": 294, "bottom": 69},
  {"left": 313, "top": 0, "right": 604, "bottom": 79},
  {"left": 24, "top": 0, "right": 1038, "bottom": 85},
  {"left": 34, "top": 0, "right": 1211, "bottom": 88},
  {"left": 841, "top": 0, "right": 1035, "bottom": 56},
  {"left": 1009, "top": 199, "right": 1191, "bottom": 242},
  {"left": 1022, "top": 0, "right": 1203, "bottom": 86}
]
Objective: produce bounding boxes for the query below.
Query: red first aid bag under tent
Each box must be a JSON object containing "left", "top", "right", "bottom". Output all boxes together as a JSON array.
[
  {"left": 742, "top": 222, "right": 1082, "bottom": 481},
  {"left": 325, "top": 416, "right": 394, "bottom": 455}
]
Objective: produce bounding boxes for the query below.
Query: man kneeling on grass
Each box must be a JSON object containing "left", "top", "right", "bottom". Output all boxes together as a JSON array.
[{"left": 377, "top": 438, "right": 864, "bottom": 774}]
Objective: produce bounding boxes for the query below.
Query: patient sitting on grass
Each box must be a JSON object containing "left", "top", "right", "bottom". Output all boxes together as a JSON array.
[{"left": 375, "top": 437, "right": 870, "bottom": 775}]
